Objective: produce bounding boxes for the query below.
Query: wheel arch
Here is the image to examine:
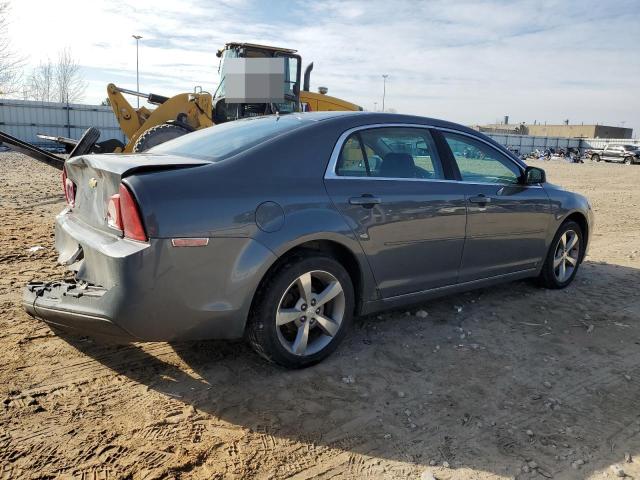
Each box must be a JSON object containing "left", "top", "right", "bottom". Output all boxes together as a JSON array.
[
  {"left": 562, "top": 211, "right": 589, "bottom": 262},
  {"left": 248, "top": 237, "right": 371, "bottom": 325}
]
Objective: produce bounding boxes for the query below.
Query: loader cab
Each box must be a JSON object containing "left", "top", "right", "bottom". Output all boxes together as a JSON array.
[{"left": 213, "top": 43, "right": 302, "bottom": 123}]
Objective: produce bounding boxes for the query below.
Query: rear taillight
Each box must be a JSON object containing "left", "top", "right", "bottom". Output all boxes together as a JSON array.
[
  {"left": 106, "top": 184, "right": 147, "bottom": 242},
  {"left": 62, "top": 166, "right": 76, "bottom": 207},
  {"left": 107, "top": 194, "right": 122, "bottom": 230}
]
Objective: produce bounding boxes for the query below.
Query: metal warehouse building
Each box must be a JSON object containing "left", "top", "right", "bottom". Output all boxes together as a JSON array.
[{"left": 476, "top": 122, "right": 633, "bottom": 139}]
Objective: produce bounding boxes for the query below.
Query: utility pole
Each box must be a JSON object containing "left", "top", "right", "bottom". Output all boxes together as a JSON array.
[
  {"left": 132, "top": 35, "right": 143, "bottom": 107},
  {"left": 381, "top": 74, "right": 388, "bottom": 112}
]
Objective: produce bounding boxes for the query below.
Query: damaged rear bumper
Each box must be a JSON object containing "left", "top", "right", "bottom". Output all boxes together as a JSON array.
[
  {"left": 23, "top": 280, "right": 133, "bottom": 340},
  {"left": 22, "top": 210, "right": 277, "bottom": 342}
]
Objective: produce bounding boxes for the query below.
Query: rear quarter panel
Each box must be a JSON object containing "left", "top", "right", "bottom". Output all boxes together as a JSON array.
[{"left": 125, "top": 119, "right": 380, "bottom": 307}]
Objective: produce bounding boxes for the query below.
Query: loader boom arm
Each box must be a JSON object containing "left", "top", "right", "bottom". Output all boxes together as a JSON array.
[
  {"left": 106, "top": 83, "right": 214, "bottom": 152},
  {"left": 107, "top": 83, "right": 151, "bottom": 139}
]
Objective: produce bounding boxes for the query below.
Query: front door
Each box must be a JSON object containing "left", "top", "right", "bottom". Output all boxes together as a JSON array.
[
  {"left": 439, "top": 131, "right": 552, "bottom": 283},
  {"left": 603, "top": 146, "right": 621, "bottom": 162},
  {"left": 324, "top": 126, "right": 467, "bottom": 298}
]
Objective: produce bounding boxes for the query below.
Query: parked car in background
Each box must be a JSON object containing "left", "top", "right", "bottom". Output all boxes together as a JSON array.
[
  {"left": 590, "top": 144, "right": 640, "bottom": 165},
  {"left": 24, "top": 112, "right": 593, "bottom": 368}
]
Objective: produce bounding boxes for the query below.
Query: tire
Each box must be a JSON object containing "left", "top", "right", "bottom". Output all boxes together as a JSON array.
[
  {"left": 591, "top": 154, "right": 600, "bottom": 162},
  {"left": 538, "top": 220, "right": 584, "bottom": 289},
  {"left": 69, "top": 127, "right": 100, "bottom": 158},
  {"left": 246, "top": 253, "right": 355, "bottom": 368},
  {"left": 132, "top": 123, "right": 190, "bottom": 153},
  {"left": 624, "top": 157, "right": 632, "bottom": 165}
]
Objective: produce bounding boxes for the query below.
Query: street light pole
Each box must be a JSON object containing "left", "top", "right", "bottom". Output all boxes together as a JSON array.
[
  {"left": 132, "top": 35, "right": 142, "bottom": 107},
  {"left": 382, "top": 74, "right": 388, "bottom": 112}
]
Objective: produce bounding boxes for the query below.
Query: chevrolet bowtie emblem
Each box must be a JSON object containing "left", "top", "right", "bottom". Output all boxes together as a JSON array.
[{"left": 89, "top": 178, "right": 98, "bottom": 189}]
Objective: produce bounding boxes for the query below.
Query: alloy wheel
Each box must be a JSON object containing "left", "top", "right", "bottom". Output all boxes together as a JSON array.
[
  {"left": 275, "top": 270, "right": 345, "bottom": 357},
  {"left": 553, "top": 230, "right": 580, "bottom": 283}
]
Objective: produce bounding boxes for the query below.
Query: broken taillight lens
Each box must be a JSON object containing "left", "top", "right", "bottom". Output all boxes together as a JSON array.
[
  {"left": 107, "top": 194, "right": 122, "bottom": 230},
  {"left": 107, "top": 184, "right": 147, "bottom": 242},
  {"left": 62, "top": 166, "right": 76, "bottom": 207}
]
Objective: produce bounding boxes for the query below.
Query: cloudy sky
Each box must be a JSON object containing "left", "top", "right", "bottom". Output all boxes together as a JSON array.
[{"left": 6, "top": 0, "right": 640, "bottom": 134}]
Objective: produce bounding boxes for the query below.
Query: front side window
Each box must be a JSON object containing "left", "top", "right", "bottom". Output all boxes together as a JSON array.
[
  {"left": 443, "top": 132, "right": 521, "bottom": 184},
  {"left": 335, "top": 127, "right": 444, "bottom": 179}
]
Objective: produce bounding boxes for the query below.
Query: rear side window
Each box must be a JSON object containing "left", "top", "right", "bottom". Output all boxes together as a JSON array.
[
  {"left": 442, "top": 132, "right": 521, "bottom": 184},
  {"left": 336, "top": 136, "right": 368, "bottom": 176},
  {"left": 335, "top": 127, "right": 444, "bottom": 179},
  {"left": 149, "top": 115, "right": 307, "bottom": 161}
]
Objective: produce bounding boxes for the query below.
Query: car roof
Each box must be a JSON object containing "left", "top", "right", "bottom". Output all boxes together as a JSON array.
[
  {"left": 292, "top": 111, "right": 526, "bottom": 169},
  {"left": 229, "top": 111, "right": 508, "bottom": 158},
  {"left": 295, "top": 111, "right": 480, "bottom": 135}
]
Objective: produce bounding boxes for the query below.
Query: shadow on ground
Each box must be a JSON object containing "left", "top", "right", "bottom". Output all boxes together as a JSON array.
[{"left": 58, "top": 260, "right": 640, "bottom": 478}]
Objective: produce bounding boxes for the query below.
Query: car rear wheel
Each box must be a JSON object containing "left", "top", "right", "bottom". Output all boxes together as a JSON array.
[
  {"left": 624, "top": 156, "right": 632, "bottom": 165},
  {"left": 538, "top": 220, "right": 583, "bottom": 289},
  {"left": 247, "top": 253, "right": 354, "bottom": 368}
]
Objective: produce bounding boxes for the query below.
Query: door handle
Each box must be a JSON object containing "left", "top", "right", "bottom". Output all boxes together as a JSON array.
[
  {"left": 469, "top": 194, "right": 492, "bottom": 204},
  {"left": 349, "top": 195, "right": 382, "bottom": 208}
]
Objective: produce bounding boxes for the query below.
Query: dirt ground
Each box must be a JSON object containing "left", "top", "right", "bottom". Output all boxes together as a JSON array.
[{"left": 0, "top": 151, "right": 639, "bottom": 480}]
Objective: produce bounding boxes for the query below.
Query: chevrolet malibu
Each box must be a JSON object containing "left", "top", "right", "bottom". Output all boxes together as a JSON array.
[{"left": 24, "top": 112, "right": 593, "bottom": 368}]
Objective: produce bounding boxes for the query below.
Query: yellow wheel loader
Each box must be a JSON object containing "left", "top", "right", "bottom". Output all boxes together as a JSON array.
[
  {"left": 107, "top": 42, "right": 361, "bottom": 153},
  {"left": 1, "top": 42, "right": 361, "bottom": 167}
]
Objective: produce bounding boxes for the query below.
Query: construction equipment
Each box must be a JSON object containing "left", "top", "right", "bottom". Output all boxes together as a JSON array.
[
  {"left": 0, "top": 127, "right": 101, "bottom": 171},
  {"left": 106, "top": 42, "right": 361, "bottom": 153},
  {"left": 1, "top": 42, "right": 361, "bottom": 165}
]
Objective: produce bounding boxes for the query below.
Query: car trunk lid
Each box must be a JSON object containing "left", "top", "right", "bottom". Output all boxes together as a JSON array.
[{"left": 63, "top": 153, "right": 212, "bottom": 234}]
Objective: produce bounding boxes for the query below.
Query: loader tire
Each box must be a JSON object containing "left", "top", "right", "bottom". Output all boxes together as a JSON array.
[
  {"left": 132, "top": 124, "right": 190, "bottom": 153},
  {"left": 69, "top": 127, "right": 101, "bottom": 158}
]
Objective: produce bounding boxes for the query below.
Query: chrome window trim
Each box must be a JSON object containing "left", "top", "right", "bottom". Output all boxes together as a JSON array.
[
  {"left": 324, "top": 123, "right": 446, "bottom": 182},
  {"left": 323, "top": 123, "right": 540, "bottom": 188}
]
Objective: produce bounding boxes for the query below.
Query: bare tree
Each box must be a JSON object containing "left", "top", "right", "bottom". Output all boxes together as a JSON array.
[
  {"left": 0, "top": 1, "right": 23, "bottom": 95},
  {"left": 25, "top": 48, "right": 87, "bottom": 103},
  {"left": 26, "top": 61, "right": 54, "bottom": 101},
  {"left": 54, "top": 47, "right": 87, "bottom": 103}
]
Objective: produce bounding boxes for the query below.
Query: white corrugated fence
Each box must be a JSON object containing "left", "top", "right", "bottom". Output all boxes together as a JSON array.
[{"left": 0, "top": 98, "right": 126, "bottom": 148}]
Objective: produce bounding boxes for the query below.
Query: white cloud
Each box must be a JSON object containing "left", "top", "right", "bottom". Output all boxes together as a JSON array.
[{"left": 6, "top": 0, "right": 640, "bottom": 134}]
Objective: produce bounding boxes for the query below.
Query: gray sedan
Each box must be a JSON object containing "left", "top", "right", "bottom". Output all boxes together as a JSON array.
[{"left": 24, "top": 112, "right": 593, "bottom": 368}]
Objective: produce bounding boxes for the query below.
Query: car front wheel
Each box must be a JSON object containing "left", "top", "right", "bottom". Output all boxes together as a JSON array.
[
  {"left": 538, "top": 221, "right": 584, "bottom": 289},
  {"left": 247, "top": 253, "right": 354, "bottom": 368}
]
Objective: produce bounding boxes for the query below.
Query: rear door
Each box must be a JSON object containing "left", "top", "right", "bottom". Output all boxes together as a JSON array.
[
  {"left": 438, "top": 130, "right": 551, "bottom": 283},
  {"left": 324, "top": 126, "right": 467, "bottom": 298}
]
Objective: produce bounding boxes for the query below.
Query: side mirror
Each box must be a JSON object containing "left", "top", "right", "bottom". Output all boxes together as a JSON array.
[{"left": 522, "top": 166, "right": 546, "bottom": 185}]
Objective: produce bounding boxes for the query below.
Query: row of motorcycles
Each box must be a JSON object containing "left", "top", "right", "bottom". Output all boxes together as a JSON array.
[{"left": 509, "top": 148, "right": 584, "bottom": 163}]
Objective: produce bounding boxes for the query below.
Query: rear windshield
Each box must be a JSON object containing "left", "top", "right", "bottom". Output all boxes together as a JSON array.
[{"left": 149, "top": 115, "right": 308, "bottom": 161}]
